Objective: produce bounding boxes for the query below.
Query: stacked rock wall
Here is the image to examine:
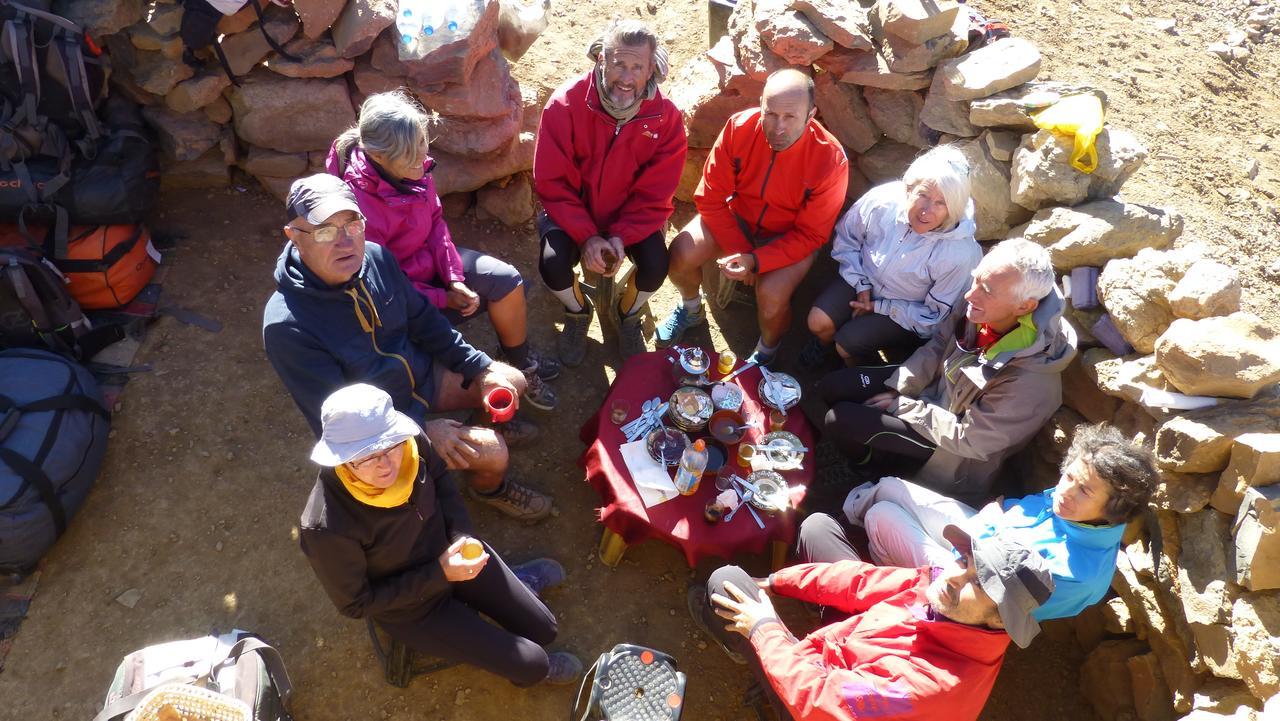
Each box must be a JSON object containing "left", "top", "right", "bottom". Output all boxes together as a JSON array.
[
  {"left": 76, "top": 0, "right": 541, "bottom": 224},
  {"left": 667, "top": 2, "right": 1278, "bottom": 720}
]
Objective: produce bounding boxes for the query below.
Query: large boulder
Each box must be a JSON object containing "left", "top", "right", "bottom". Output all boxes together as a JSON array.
[
  {"left": 158, "top": 150, "right": 230, "bottom": 191},
  {"left": 1233, "top": 485, "right": 1280, "bottom": 591},
  {"left": 676, "top": 147, "right": 711, "bottom": 203},
  {"left": 165, "top": 72, "right": 233, "bottom": 114},
  {"left": 1017, "top": 200, "right": 1184, "bottom": 272},
  {"left": 1011, "top": 127, "right": 1148, "bottom": 211},
  {"left": 935, "top": 37, "right": 1041, "bottom": 101},
  {"left": 129, "top": 50, "right": 195, "bottom": 97},
  {"left": 813, "top": 72, "right": 880, "bottom": 153},
  {"left": 398, "top": 0, "right": 502, "bottom": 87},
  {"left": 1167, "top": 260, "right": 1242, "bottom": 320},
  {"left": 1080, "top": 639, "right": 1149, "bottom": 721},
  {"left": 863, "top": 87, "right": 928, "bottom": 147},
  {"left": 876, "top": 0, "right": 961, "bottom": 45},
  {"left": 920, "top": 72, "right": 977, "bottom": 137},
  {"left": 1228, "top": 592, "right": 1280, "bottom": 701},
  {"left": 791, "top": 0, "right": 874, "bottom": 50},
  {"left": 814, "top": 47, "right": 931, "bottom": 89},
  {"left": 970, "top": 81, "right": 1107, "bottom": 130},
  {"left": 55, "top": 0, "right": 142, "bottom": 36},
  {"left": 668, "top": 39, "right": 763, "bottom": 148},
  {"left": 242, "top": 147, "right": 309, "bottom": 178},
  {"left": 475, "top": 174, "right": 534, "bottom": 226},
  {"left": 755, "top": 0, "right": 833, "bottom": 65},
  {"left": 1154, "top": 396, "right": 1280, "bottom": 473},
  {"left": 1062, "top": 352, "right": 1123, "bottom": 423},
  {"left": 1128, "top": 652, "right": 1177, "bottom": 721},
  {"left": 432, "top": 131, "right": 535, "bottom": 195},
  {"left": 128, "top": 23, "right": 183, "bottom": 60},
  {"left": 857, "top": 140, "right": 921, "bottom": 184},
  {"left": 1152, "top": 471, "right": 1218, "bottom": 514},
  {"left": 428, "top": 99, "right": 521, "bottom": 157},
  {"left": 418, "top": 51, "right": 519, "bottom": 118},
  {"left": 144, "top": 2, "right": 183, "bottom": 36},
  {"left": 228, "top": 74, "right": 355, "bottom": 153},
  {"left": 293, "top": 0, "right": 348, "bottom": 39},
  {"left": 1155, "top": 313, "right": 1280, "bottom": 399},
  {"left": 332, "top": 0, "right": 396, "bottom": 58},
  {"left": 264, "top": 36, "right": 356, "bottom": 78},
  {"left": 954, "top": 134, "right": 1032, "bottom": 240},
  {"left": 1113, "top": 543, "right": 1200, "bottom": 713},
  {"left": 1211, "top": 433, "right": 1280, "bottom": 515},
  {"left": 1176, "top": 509, "right": 1237, "bottom": 627},
  {"left": 141, "top": 106, "right": 222, "bottom": 162},
  {"left": 878, "top": 10, "right": 968, "bottom": 73},
  {"left": 1097, "top": 247, "right": 1198, "bottom": 354},
  {"left": 218, "top": 8, "right": 301, "bottom": 78}
]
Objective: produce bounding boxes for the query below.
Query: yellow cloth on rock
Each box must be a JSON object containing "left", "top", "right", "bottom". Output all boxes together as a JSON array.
[{"left": 336, "top": 438, "right": 419, "bottom": 508}]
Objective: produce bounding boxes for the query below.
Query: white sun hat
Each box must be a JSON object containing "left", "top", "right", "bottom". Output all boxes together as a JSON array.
[{"left": 310, "top": 383, "right": 421, "bottom": 467}]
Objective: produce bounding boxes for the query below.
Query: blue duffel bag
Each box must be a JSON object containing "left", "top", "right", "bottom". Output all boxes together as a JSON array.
[{"left": 0, "top": 347, "right": 109, "bottom": 573}]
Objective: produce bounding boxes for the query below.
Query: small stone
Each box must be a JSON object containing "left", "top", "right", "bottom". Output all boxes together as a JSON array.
[
  {"left": 1151, "top": 18, "right": 1178, "bottom": 34},
  {"left": 215, "top": 540, "right": 224, "bottom": 552},
  {"left": 1118, "top": 4, "right": 1134, "bottom": 19},
  {"left": 116, "top": 588, "right": 144, "bottom": 609},
  {"left": 697, "top": 641, "right": 708, "bottom": 650}
]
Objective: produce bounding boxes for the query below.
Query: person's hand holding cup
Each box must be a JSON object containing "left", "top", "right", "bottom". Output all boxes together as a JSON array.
[{"left": 439, "top": 536, "right": 489, "bottom": 582}]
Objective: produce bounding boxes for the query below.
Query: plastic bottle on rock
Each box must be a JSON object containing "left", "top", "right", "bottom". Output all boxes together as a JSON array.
[{"left": 674, "top": 440, "right": 708, "bottom": 496}]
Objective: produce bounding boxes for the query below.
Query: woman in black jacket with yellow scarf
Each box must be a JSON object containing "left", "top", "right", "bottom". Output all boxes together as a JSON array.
[{"left": 298, "top": 383, "right": 581, "bottom": 686}]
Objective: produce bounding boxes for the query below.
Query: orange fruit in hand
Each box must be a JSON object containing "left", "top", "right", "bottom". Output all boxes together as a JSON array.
[{"left": 460, "top": 539, "right": 484, "bottom": 560}]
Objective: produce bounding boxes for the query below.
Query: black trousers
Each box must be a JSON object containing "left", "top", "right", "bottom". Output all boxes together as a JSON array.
[
  {"left": 702, "top": 514, "right": 863, "bottom": 720},
  {"left": 378, "top": 542, "right": 556, "bottom": 686},
  {"left": 538, "top": 226, "right": 669, "bottom": 293},
  {"left": 817, "top": 365, "right": 937, "bottom": 466}
]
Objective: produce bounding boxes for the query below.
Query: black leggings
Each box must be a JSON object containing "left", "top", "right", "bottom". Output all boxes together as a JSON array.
[
  {"left": 377, "top": 542, "right": 556, "bottom": 686},
  {"left": 818, "top": 366, "right": 937, "bottom": 465},
  {"left": 538, "top": 228, "right": 669, "bottom": 292}
]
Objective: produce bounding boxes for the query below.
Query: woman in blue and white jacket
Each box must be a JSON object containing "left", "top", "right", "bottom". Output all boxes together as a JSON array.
[{"left": 803, "top": 145, "right": 982, "bottom": 368}]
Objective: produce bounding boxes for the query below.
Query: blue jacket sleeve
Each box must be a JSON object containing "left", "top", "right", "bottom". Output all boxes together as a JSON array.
[
  {"left": 263, "top": 321, "right": 345, "bottom": 437},
  {"left": 400, "top": 264, "right": 492, "bottom": 385}
]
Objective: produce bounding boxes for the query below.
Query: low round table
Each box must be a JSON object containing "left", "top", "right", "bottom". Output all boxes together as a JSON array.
[{"left": 578, "top": 349, "right": 813, "bottom": 568}]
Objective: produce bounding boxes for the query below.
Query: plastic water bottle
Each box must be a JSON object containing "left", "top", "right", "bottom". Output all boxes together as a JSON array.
[
  {"left": 674, "top": 440, "right": 708, "bottom": 496},
  {"left": 426, "top": 0, "right": 459, "bottom": 36},
  {"left": 395, "top": 0, "right": 425, "bottom": 45}
]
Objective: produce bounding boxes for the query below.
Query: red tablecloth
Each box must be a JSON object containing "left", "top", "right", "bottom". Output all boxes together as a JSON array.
[{"left": 579, "top": 349, "right": 813, "bottom": 567}]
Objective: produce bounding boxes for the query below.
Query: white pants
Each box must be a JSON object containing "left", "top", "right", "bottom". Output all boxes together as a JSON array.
[{"left": 842, "top": 476, "right": 979, "bottom": 568}]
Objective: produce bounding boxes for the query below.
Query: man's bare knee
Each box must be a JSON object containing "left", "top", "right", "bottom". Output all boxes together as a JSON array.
[
  {"left": 465, "top": 427, "right": 509, "bottom": 472},
  {"left": 807, "top": 308, "right": 834, "bottom": 337}
]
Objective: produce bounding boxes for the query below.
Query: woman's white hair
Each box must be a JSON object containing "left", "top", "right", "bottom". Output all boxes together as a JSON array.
[
  {"left": 333, "top": 90, "right": 430, "bottom": 172},
  {"left": 981, "top": 238, "right": 1058, "bottom": 303},
  {"left": 902, "top": 145, "right": 971, "bottom": 230}
]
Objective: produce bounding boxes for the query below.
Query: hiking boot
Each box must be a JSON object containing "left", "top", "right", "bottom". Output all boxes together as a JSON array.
[
  {"left": 746, "top": 345, "right": 777, "bottom": 368},
  {"left": 520, "top": 362, "right": 558, "bottom": 412},
  {"left": 497, "top": 417, "right": 539, "bottom": 447},
  {"left": 512, "top": 557, "right": 566, "bottom": 597},
  {"left": 798, "top": 337, "right": 834, "bottom": 371},
  {"left": 544, "top": 652, "right": 584, "bottom": 686},
  {"left": 525, "top": 347, "right": 561, "bottom": 381},
  {"left": 686, "top": 586, "right": 747, "bottom": 665},
  {"left": 557, "top": 297, "right": 594, "bottom": 368},
  {"left": 470, "top": 478, "right": 553, "bottom": 521},
  {"left": 654, "top": 302, "right": 706, "bottom": 348},
  {"left": 618, "top": 311, "right": 647, "bottom": 359}
]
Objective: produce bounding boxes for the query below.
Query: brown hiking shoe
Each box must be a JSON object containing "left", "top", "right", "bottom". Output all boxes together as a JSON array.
[
  {"left": 618, "top": 311, "right": 647, "bottom": 359},
  {"left": 557, "top": 296, "right": 594, "bottom": 368},
  {"left": 470, "top": 478, "right": 553, "bottom": 521},
  {"left": 498, "top": 417, "right": 539, "bottom": 447}
]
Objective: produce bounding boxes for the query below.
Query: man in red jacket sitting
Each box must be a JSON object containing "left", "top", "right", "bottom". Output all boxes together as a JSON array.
[
  {"left": 657, "top": 68, "right": 849, "bottom": 365},
  {"left": 690, "top": 513, "right": 1053, "bottom": 721},
  {"left": 533, "top": 19, "right": 687, "bottom": 365}
]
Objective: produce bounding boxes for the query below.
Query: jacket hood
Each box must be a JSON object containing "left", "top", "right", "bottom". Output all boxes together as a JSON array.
[
  {"left": 339, "top": 144, "right": 436, "bottom": 200},
  {"left": 978, "top": 285, "right": 1076, "bottom": 374},
  {"left": 273, "top": 241, "right": 366, "bottom": 298}
]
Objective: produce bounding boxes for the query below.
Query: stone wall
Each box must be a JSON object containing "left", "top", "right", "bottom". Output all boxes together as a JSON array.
[
  {"left": 668, "top": 2, "right": 1279, "bottom": 721},
  {"left": 76, "top": 0, "right": 543, "bottom": 224}
]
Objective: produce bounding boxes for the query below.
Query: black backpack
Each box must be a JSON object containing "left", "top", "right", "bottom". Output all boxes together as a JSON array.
[
  {"left": 0, "top": 245, "right": 122, "bottom": 358},
  {"left": 179, "top": 0, "right": 300, "bottom": 87}
]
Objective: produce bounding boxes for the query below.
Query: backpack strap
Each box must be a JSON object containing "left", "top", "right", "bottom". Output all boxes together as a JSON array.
[
  {"left": 0, "top": 447, "right": 67, "bottom": 533},
  {"left": 49, "top": 27, "right": 103, "bottom": 151},
  {"left": 245, "top": 0, "right": 301, "bottom": 62},
  {"left": 1, "top": 14, "right": 40, "bottom": 127}
]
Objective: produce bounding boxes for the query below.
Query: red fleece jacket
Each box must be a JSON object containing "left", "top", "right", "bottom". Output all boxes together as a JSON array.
[
  {"left": 752, "top": 561, "right": 1010, "bottom": 721},
  {"left": 533, "top": 71, "right": 686, "bottom": 246},
  {"left": 694, "top": 108, "right": 849, "bottom": 274}
]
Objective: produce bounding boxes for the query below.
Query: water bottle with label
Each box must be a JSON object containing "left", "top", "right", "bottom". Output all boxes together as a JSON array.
[{"left": 674, "top": 439, "right": 708, "bottom": 496}]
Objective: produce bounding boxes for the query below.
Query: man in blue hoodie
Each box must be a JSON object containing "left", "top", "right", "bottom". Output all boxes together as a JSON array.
[{"left": 263, "top": 174, "right": 553, "bottom": 521}]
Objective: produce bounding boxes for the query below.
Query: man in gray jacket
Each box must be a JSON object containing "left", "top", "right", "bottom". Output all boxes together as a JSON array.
[{"left": 816, "top": 239, "right": 1076, "bottom": 508}]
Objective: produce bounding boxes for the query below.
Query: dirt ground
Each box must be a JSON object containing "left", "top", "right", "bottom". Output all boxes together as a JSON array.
[{"left": 2, "top": 0, "right": 1276, "bottom": 719}]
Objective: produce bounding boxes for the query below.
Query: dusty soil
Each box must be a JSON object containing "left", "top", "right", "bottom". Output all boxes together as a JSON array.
[{"left": 2, "top": 0, "right": 1276, "bottom": 720}]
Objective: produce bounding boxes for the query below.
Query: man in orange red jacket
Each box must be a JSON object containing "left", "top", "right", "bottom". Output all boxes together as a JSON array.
[
  {"left": 690, "top": 513, "right": 1053, "bottom": 721},
  {"left": 657, "top": 68, "right": 849, "bottom": 365},
  {"left": 533, "top": 19, "right": 686, "bottom": 365}
]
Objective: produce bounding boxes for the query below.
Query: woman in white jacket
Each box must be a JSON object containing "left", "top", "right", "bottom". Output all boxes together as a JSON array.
[{"left": 803, "top": 146, "right": 982, "bottom": 368}]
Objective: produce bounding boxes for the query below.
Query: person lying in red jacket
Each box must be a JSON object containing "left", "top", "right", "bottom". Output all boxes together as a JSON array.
[
  {"left": 532, "top": 19, "right": 687, "bottom": 365},
  {"left": 657, "top": 68, "right": 849, "bottom": 366},
  {"left": 690, "top": 513, "right": 1054, "bottom": 721}
]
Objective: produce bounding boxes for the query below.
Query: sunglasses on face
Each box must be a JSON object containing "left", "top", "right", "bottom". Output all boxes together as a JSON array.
[
  {"left": 348, "top": 441, "right": 403, "bottom": 471},
  {"left": 297, "top": 217, "right": 366, "bottom": 244}
]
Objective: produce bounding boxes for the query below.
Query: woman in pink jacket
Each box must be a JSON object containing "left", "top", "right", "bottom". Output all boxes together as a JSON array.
[{"left": 328, "top": 91, "right": 558, "bottom": 411}]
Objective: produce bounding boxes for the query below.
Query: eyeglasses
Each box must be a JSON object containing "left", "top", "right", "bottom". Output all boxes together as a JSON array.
[
  {"left": 348, "top": 441, "right": 404, "bottom": 471},
  {"left": 299, "top": 217, "right": 366, "bottom": 244}
]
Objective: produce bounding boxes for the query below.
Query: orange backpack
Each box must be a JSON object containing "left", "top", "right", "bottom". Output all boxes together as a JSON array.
[{"left": 0, "top": 224, "right": 158, "bottom": 309}]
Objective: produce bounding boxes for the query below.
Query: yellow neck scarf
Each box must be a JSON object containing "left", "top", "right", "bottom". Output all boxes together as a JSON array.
[{"left": 335, "top": 438, "right": 420, "bottom": 508}]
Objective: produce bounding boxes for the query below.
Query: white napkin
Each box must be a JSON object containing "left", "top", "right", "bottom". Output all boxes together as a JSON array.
[{"left": 621, "top": 440, "right": 679, "bottom": 508}]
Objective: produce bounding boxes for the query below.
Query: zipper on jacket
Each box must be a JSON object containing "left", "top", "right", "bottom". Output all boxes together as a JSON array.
[
  {"left": 752, "top": 150, "right": 778, "bottom": 238},
  {"left": 349, "top": 282, "right": 432, "bottom": 414}
]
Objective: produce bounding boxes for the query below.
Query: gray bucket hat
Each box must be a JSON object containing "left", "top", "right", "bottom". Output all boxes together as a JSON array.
[
  {"left": 310, "top": 384, "right": 421, "bottom": 466},
  {"left": 286, "top": 173, "right": 361, "bottom": 226},
  {"left": 943, "top": 524, "right": 1055, "bottom": 649}
]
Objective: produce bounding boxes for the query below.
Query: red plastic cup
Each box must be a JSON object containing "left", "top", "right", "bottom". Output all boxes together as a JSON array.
[{"left": 484, "top": 387, "right": 516, "bottom": 423}]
